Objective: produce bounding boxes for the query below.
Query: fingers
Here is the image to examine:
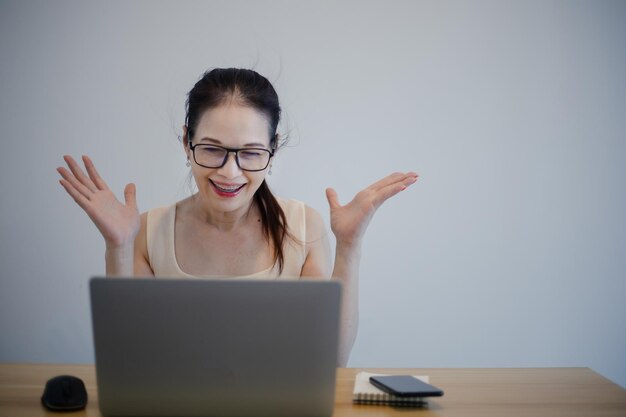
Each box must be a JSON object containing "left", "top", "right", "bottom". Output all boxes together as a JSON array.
[
  {"left": 372, "top": 182, "right": 410, "bottom": 207},
  {"left": 62, "top": 155, "right": 98, "bottom": 193},
  {"left": 371, "top": 172, "right": 419, "bottom": 207},
  {"left": 83, "top": 155, "right": 109, "bottom": 191},
  {"left": 57, "top": 166, "right": 95, "bottom": 199},
  {"left": 367, "top": 172, "right": 404, "bottom": 191},
  {"left": 325, "top": 187, "right": 340, "bottom": 210},
  {"left": 124, "top": 183, "right": 137, "bottom": 209},
  {"left": 327, "top": 172, "right": 418, "bottom": 209},
  {"left": 401, "top": 173, "right": 419, "bottom": 187},
  {"left": 369, "top": 171, "right": 418, "bottom": 191},
  {"left": 58, "top": 178, "right": 91, "bottom": 211}
]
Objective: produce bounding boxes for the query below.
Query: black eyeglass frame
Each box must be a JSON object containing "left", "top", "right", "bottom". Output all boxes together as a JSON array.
[{"left": 188, "top": 143, "right": 275, "bottom": 172}]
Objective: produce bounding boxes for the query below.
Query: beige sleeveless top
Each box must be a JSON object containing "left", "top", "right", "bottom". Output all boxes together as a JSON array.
[{"left": 146, "top": 198, "right": 307, "bottom": 279}]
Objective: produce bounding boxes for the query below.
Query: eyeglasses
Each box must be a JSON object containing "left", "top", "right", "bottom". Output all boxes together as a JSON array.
[{"left": 188, "top": 143, "right": 274, "bottom": 172}]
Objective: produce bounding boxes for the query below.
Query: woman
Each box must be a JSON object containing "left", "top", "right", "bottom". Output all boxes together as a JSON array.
[{"left": 57, "top": 68, "right": 418, "bottom": 366}]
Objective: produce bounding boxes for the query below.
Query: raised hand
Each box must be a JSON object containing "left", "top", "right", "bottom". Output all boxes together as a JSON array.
[
  {"left": 57, "top": 155, "right": 140, "bottom": 248},
  {"left": 325, "top": 172, "right": 418, "bottom": 247}
]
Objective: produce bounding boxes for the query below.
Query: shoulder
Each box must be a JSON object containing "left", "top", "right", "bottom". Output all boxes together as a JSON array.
[
  {"left": 143, "top": 205, "right": 172, "bottom": 222},
  {"left": 275, "top": 197, "right": 305, "bottom": 227},
  {"left": 135, "top": 200, "right": 185, "bottom": 274},
  {"left": 139, "top": 201, "right": 181, "bottom": 243},
  {"left": 136, "top": 208, "right": 159, "bottom": 253}
]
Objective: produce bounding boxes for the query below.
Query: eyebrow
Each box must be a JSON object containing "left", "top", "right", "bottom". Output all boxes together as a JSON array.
[{"left": 198, "top": 137, "right": 268, "bottom": 148}]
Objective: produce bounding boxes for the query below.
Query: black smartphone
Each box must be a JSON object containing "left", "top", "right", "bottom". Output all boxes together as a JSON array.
[{"left": 369, "top": 375, "right": 444, "bottom": 397}]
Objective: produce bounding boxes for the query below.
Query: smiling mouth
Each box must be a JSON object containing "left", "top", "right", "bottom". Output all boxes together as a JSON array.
[{"left": 210, "top": 180, "right": 246, "bottom": 196}]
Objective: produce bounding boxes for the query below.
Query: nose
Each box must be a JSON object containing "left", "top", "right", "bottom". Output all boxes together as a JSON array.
[{"left": 216, "top": 152, "right": 242, "bottom": 178}]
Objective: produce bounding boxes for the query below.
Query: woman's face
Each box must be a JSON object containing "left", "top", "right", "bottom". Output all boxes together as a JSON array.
[{"left": 185, "top": 103, "right": 273, "bottom": 215}]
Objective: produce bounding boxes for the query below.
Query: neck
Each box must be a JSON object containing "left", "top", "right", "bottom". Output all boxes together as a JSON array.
[{"left": 190, "top": 194, "right": 257, "bottom": 232}]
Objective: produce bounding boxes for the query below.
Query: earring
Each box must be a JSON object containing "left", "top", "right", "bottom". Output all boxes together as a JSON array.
[
  {"left": 268, "top": 163, "right": 273, "bottom": 175},
  {"left": 186, "top": 158, "right": 191, "bottom": 167}
]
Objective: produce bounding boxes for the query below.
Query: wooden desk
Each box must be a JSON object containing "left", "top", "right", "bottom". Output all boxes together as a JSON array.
[{"left": 1, "top": 364, "right": 625, "bottom": 416}]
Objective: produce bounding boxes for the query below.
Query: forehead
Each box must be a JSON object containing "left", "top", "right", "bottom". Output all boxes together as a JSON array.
[{"left": 194, "top": 103, "right": 271, "bottom": 147}]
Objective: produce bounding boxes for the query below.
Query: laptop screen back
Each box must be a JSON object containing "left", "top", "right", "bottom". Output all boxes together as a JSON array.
[{"left": 90, "top": 278, "right": 341, "bottom": 417}]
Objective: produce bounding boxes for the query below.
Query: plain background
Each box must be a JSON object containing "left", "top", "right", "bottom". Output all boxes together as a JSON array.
[{"left": 1, "top": 0, "right": 625, "bottom": 388}]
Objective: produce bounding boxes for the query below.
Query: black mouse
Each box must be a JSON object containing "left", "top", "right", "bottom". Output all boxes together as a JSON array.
[{"left": 41, "top": 375, "right": 88, "bottom": 411}]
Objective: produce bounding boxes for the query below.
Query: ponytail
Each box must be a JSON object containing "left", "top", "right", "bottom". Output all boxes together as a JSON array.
[{"left": 254, "top": 181, "right": 288, "bottom": 274}]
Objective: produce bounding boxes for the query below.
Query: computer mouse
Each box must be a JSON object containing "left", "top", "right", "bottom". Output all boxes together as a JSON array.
[{"left": 41, "top": 375, "right": 88, "bottom": 411}]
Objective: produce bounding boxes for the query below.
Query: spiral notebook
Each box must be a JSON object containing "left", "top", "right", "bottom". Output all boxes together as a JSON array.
[{"left": 352, "top": 372, "right": 430, "bottom": 406}]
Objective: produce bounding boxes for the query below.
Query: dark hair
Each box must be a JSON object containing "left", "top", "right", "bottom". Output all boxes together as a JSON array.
[{"left": 184, "top": 68, "right": 290, "bottom": 273}]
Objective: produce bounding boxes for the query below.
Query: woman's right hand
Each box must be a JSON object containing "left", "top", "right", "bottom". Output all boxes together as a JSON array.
[{"left": 57, "top": 155, "right": 140, "bottom": 248}]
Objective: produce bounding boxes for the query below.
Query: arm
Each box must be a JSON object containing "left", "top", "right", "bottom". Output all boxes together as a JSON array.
[
  {"left": 328, "top": 172, "right": 418, "bottom": 366},
  {"left": 301, "top": 171, "right": 418, "bottom": 366},
  {"left": 300, "top": 207, "right": 357, "bottom": 367},
  {"left": 304, "top": 240, "right": 361, "bottom": 368},
  {"left": 329, "top": 241, "right": 361, "bottom": 367}
]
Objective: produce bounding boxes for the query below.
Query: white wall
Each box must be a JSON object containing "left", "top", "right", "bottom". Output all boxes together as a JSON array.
[{"left": 1, "top": 0, "right": 625, "bottom": 388}]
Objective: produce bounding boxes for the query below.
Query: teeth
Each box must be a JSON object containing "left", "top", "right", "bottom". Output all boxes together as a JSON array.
[{"left": 212, "top": 181, "right": 244, "bottom": 192}]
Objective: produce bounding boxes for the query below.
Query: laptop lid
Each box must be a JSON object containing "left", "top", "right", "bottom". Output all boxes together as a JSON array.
[{"left": 90, "top": 277, "right": 341, "bottom": 417}]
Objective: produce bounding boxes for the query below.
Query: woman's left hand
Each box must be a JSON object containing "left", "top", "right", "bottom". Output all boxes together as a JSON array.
[{"left": 325, "top": 172, "right": 418, "bottom": 248}]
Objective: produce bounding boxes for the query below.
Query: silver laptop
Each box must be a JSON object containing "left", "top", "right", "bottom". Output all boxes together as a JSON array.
[{"left": 90, "top": 277, "right": 341, "bottom": 417}]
